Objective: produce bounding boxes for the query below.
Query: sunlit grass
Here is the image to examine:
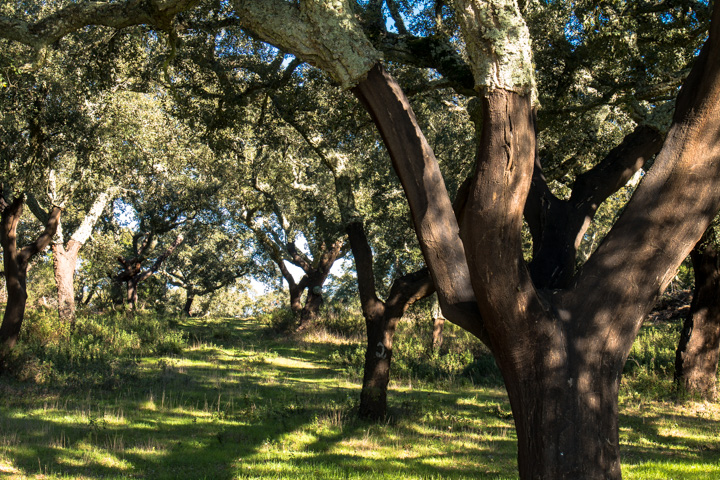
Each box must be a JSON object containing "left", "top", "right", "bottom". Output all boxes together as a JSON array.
[{"left": 0, "top": 315, "right": 718, "bottom": 479}]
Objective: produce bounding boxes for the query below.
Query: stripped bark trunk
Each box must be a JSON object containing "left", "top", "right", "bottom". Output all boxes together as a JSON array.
[{"left": 675, "top": 229, "right": 720, "bottom": 398}]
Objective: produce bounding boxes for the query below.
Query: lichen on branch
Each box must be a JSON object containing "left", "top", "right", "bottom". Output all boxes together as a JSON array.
[
  {"left": 450, "top": 0, "right": 535, "bottom": 96},
  {"left": 233, "top": 0, "right": 380, "bottom": 89}
]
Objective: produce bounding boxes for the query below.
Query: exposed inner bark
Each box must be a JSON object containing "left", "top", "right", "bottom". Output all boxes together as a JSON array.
[
  {"left": 352, "top": 64, "right": 486, "bottom": 343},
  {"left": 352, "top": 9, "right": 720, "bottom": 471},
  {"left": 675, "top": 228, "right": 720, "bottom": 398},
  {"left": 0, "top": 196, "right": 61, "bottom": 364},
  {"left": 52, "top": 240, "right": 82, "bottom": 324}
]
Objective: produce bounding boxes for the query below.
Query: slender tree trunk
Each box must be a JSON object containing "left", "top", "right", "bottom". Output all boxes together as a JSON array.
[
  {"left": 359, "top": 309, "right": 394, "bottom": 419},
  {"left": 347, "top": 221, "right": 434, "bottom": 419},
  {"left": 126, "top": 278, "right": 139, "bottom": 309},
  {"left": 0, "top": 197, "right": 61, "bottom": 363},
  {"left": 51, "top": 240, "right": 81, "bottom": 324},
  {"left": 675, "top": 231, "right": 720, "bottom": 398},
  {"left": 183, "top": 293, "right": 195, "bottom": 317}
]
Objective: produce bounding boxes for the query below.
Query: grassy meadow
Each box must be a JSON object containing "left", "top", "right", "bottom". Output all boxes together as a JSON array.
[{"left": 0, "top": 307, "right": 719, "bottom": 479}]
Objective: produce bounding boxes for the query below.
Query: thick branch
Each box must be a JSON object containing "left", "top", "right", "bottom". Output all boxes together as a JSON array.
[
  {"left": 566, "top": 3, "right": 720, "bottom": 363},
  {"left": 353, "top": 64, "right": 484, "bottom": 339},
  {"left": 136, "top": 233, "right": 184, "bottom": 283},
  {"left": 19, "top": 206, "right": 62, "bottom": 264},
  {"left": 0, "top": 0, "right": 200, "bottom": 49}
]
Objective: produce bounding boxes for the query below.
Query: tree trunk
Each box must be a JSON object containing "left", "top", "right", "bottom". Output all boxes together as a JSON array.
[
  {"left": 508, "top": 349, "right": 624, "bottom": 478},
  {"left": 183, "top": 293, "right": 195, "bottom": 317},
  {"left": 432, "top": 314, "right": 445, "bottom": 353},
  {"left": 353, "top": 15, "right": 720, "bottom": 472},
  {"left": 359, "top": 309, "right": 394, "bottom": 419},
  {"left": 300, "top": 285, "right": 323, "bottom": 324},
  {"left": 347, "top": 221, "right": 434, "bottom": 419},
  {"left": 675, "top": 230, "right": 720, "bottom": 398},
  {"left": 0, "top": 197, "right": 61, "bottom": 362},
  {"left": 126, "top": 278, "right": 139, "bottom": 309},
  {"left": 51, "top": 240, "right": 81, "bottom": 324}
]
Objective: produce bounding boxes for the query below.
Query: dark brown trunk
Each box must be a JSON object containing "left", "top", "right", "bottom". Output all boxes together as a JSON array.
[
  {"left": 509, "top": 345, "right": 624, "bottom": 478},
  {"left": 347, "top": 221, "right": 434, "bottom": 419},
  {"left": 675, "top": 230, "right": 720, "bottom": 398},
  {"left": 0, "top": 197, "right": 61, "bottom": 362},
  {"left": 51, "top": 240, "right": 81, "bottom": 324},
  {"left": 295, "top": 238, "right": 344, "bottom": 327},
  {"left": 525, "top": 126, "right": 663, "bottom": 289},
  {"left": 352, "top": 65, "right": 485, "bottom": 341},
  {"left": 352, "top": 4, "right": 720, "bottom": 474},
  {"left": 300, "top": 286, "right": 323, "bottom": 324},
  {"left": 183, "top": 293, "right": 195, "bottom": 317},
  {"left": 359, "top": 308, "right": 394, "bottom": 419}
]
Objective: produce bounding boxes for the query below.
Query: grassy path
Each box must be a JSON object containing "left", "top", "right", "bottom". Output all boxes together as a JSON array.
[{"left": 1, "top": 316, "right": 719, "bottom": 479}]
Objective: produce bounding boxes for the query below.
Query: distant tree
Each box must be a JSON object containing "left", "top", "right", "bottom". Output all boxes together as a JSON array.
[{"left": 165, "top": 219, "right": 252, "bottom": 316}]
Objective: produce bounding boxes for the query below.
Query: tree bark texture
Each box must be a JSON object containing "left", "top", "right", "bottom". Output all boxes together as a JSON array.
[
  {"left": 675, "top": 229, "right": 720, "bottom": 398},
  {"left": 0, "top": 197, "right": 61, "bottom": 361},
  {"left": 352, "top": 64, "right": 486, "bottom": 343}
]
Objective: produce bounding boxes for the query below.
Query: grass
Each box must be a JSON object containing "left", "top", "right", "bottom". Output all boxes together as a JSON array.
[{"left": 0, "top": 313, "right": 719, "bottom": 479}]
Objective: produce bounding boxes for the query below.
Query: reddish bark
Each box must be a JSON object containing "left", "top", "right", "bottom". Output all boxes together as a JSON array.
[{"left": 51, "top": 240, "right": 82, "bottom": 324}]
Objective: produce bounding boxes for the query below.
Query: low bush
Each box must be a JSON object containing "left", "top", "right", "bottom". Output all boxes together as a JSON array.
[{"left": 5, "top": 309, "right": 187, "bottom": 386}]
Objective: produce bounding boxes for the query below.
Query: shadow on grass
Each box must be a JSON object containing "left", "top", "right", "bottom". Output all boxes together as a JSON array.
[{"left": 2, "top": 316, "right": 719, "bottom": 479}]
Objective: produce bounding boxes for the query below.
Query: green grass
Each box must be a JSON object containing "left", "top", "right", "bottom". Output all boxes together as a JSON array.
[{"left": 0, "top": 313, "right": 719, "bottom": 479}]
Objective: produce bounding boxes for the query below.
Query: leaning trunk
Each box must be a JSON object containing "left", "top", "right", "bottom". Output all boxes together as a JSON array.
[
  {"left": 0, "top": 198, "right": 61, "bottom": 361},
  {"left": 675, "top": 233, "right": 720, "bottom": 398},
  {"left": 0, "top": 261, "right": 29, "bottom": 354},
  {"left": 51, "top": 241, "right": 80, "bottom": 324}
]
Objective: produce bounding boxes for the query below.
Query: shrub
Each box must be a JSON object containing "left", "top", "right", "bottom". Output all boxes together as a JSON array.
[{"left": 7, "top": 310, "right": 187, "bottom": 386}]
